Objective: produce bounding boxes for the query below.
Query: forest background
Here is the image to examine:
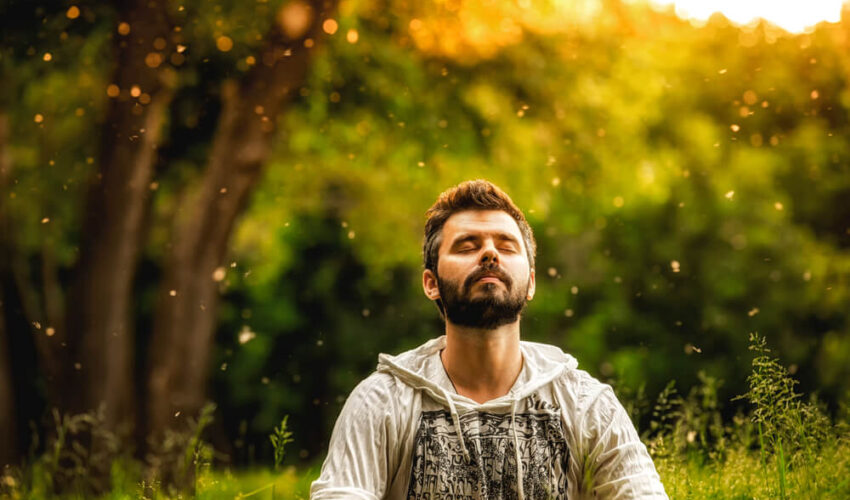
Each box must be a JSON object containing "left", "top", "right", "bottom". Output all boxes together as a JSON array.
[{"left": 1, "top": 0, "right": 849, "bottom": 496}]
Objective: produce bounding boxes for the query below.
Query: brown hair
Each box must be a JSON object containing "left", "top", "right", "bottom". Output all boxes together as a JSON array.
[{"left": 423, "top": 179, "right": 536, "bottom": 273}]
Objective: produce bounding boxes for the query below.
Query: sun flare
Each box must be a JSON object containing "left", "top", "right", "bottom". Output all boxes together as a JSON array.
[{"left": 651, "top": 0, "right": 846, "bottom": 33}]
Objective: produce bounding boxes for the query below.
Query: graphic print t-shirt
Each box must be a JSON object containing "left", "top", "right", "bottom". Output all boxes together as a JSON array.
[{"left": 407, "top": 395, "right": 569, "bottom": 499}]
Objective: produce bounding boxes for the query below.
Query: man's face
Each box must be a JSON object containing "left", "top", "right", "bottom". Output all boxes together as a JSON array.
[{"left": 424, "top": 210, "right": 536, "bottom": 329}]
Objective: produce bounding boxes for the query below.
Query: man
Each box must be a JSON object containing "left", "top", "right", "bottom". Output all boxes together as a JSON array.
[{"left": 311, "top": 180, "right": 667, "bottom": 499}]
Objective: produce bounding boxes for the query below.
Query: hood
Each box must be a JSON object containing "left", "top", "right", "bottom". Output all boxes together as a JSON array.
[
  {"left": 377, "top": 335, "right": 578, "bottom": 499},
  {"left": 376, "top": 335, "right": 578, "bottom": 413}
]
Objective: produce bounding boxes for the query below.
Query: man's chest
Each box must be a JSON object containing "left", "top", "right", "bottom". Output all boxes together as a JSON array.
[{"left": 405, "top": 395, "right": 570, "bottom": 500}]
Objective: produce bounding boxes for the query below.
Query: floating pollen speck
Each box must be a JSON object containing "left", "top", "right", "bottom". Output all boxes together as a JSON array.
[
  {"left": 725, "top": 190, "right": 735, "bottom": 200},
  {"left": 671, "top": 260, "right": 680, "bottom": 273},
  {"left": 238, "top": 326, "right": 256, "bottom": 345},
  {"left": 684, "top": 343, "right": 702, "bottom": 355},
  {"left": 212, "top": 267, "right": 226, "bottom": 282},
  {"left": 323, "top": 19, "right": 339, "bottom": 35},
  {"left": 216, "top": 36, "right": 233, "bottom": 52},
  {"left": 169, "top": 289, "right": 177, "bottom": 296},
  {"left": 748, "top": 307, "right": 760, "bottom": 317}
]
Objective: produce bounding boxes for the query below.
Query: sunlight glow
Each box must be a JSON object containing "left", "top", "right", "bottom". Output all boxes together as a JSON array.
[{"left": 652, "top": 0, "right": 846, "bottom": 33}]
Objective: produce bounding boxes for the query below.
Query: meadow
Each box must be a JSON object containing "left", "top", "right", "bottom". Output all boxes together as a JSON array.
[{"left": 2, "top": 333, "right": 847, "bottom": 499}]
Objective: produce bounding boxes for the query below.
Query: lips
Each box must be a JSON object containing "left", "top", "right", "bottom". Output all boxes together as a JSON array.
[{"left": 464, "top": 268, "right": 511, "bottom": 290}]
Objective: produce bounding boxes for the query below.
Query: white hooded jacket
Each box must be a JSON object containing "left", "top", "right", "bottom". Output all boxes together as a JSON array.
[{"left": 311, "top": 336, "right": 668, "bottom": 499}]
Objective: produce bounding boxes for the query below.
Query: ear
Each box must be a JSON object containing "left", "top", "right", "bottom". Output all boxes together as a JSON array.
[
  {"left": 422, "top": 269, "right": 441, "bottom": 301},
  {"left": 526, "top": 268, "right": 536, "bottom": 301}
]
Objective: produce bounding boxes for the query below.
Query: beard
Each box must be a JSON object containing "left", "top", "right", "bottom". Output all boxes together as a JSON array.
[{"left": 437, "top": 264, "right": 529, "bottom": 329}]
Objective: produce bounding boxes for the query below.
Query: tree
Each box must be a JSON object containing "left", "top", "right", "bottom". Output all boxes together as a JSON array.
[
  {"left": 144, "top": 0, "right": 337, "bottom": 444},
  {"left": 0, "top": 0, "right": 337, "bottom": 468}
]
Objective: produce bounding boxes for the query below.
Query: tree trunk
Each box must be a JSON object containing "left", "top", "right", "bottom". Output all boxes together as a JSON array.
[
  {"left": 0, "top": 303, "right": 15, "bottom": 467},
  {"left": 64, "top": 0, "right": 175, "bottom": 433},
  {"left": 0, "top": 113, "right": 17, "bottom": 466},
  {"left": 145, "top": 0, "right": 334, "bottom": 440}
]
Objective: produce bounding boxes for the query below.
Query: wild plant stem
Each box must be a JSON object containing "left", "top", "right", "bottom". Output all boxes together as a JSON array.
[
  {"left": 239, "top": 482, "right": 275, "bottom": 498},
  {"left": 757, "top": 422, "right": 768, "bottom": 487},
  {"left": 776, "top": 436, "right": 787, "bottom": 500},
  {"left": 794, "top": 409, "right": 816, "bottom": 492}
]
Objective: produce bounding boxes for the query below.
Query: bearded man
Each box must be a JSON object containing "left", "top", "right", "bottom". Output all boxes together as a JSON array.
[{"left": 311, "top": 180, "right": 667, "bottom": 499}]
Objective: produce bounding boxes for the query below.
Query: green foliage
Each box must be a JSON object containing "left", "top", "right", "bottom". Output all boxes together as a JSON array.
[
  {"left": 648, "top": 333, "right": 848, "bottom": 499},
  {"left": 269, "top": 416, "right": 294, "bottom": 471},
  {"left": 142, "top": 403, "right": 216, "bottom": 497},
  {"left": 735, "top": 332, "right": 832, "bottom": 496}
]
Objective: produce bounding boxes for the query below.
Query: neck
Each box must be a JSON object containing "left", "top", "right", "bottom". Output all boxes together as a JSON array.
[{"left": 440, "top": 320, "right": 523, "bottom": 404}]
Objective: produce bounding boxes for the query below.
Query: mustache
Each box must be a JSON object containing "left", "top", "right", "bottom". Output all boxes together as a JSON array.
[{"left": 463, "top": 266, "right": 513, "bottom": 291}]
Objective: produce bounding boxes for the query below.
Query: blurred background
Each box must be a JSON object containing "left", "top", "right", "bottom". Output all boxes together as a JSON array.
[{"left": 1, "top": 0, "right": 849, "bottom": 473}]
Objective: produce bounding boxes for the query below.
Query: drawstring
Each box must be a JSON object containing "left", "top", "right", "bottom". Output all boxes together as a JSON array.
[
  {"left": 442, "top": 387, "right": 471, "bottom": 463},
  {"left": 511, "top": 397, "right": 526, "bottom": 500},
  {"left": 374, "top": 338, "right": 576, "bottom": 500}
]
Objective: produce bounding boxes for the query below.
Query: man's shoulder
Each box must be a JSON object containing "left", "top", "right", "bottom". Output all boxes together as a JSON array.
[
  {"left": 522, "top": 345, "right": 617, "bottom": 413},
  {"left": 349, "top": 370, "right": 404, "bottom": 400},
  {"left": 552, "top": 364, "right": 610, "bottom": 394},
  {"left": 519, "top": 339, "right": 606, "bottom": 394}
]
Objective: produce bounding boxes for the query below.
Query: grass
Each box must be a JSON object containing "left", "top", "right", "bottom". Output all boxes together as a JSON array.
[
  {"left": 2, "top": 332, "right": 849, "bottom": 499},
  {"left": 649, "top": 333, "right": 850, "bottom": 499}
]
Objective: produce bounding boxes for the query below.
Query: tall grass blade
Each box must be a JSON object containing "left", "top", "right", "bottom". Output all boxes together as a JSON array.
[{"left": 776, "top": 436, "right": 786, "bottom": 500}]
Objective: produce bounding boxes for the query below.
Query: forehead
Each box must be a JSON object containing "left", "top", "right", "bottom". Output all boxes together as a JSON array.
[{"left": 440, "top": 210, "right": 523, "bottom": 242}]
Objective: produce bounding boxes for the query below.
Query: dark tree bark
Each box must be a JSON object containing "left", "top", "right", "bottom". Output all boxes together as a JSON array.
[
  {"left": 63, "top": 0, "right": 175, "bottom": 432},
  {"left": 145, "top": 0, "right": 336, "bottom": 441},
  {"left": 0, "top": 113, "right": 17, "bottom": 466},
  {"left": 0, "top": 303, "right": 15, "bottom": 467}
]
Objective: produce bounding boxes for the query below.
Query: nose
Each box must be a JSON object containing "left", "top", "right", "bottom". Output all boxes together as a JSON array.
[{"left": 480, "top": 241, "right": 499, "bottom": 266}]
